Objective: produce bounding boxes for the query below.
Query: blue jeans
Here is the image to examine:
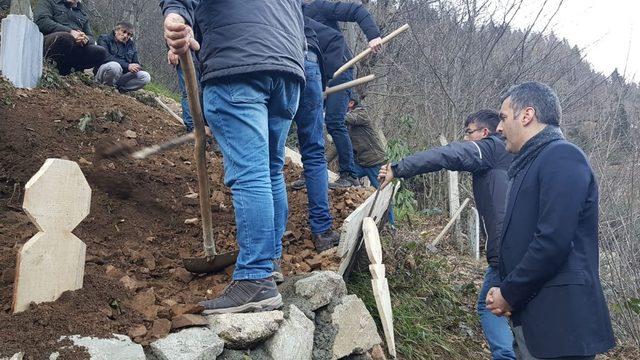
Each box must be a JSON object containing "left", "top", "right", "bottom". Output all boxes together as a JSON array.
[
  {"left": 353, "top": 162, "right": 395, "bottom": 225},
  {"left": 202, "top": 74, "right": 300, "bottom": 280},
  {"left": 294, "top": 60, "right": 333, "bottom": 235},
  {"left": 477, "top": 266, "right": 516, "bottom": 360},
  {"left": 325, "top": 68, "right": 356, "bottom": 177},
  {"left": 176, "top": 64, "right": 193, "bottom": 132}
]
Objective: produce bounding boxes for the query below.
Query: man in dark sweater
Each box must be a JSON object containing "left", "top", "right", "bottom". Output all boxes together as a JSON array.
[
  {"left": 161, "top": 0, "right": 304, "bottom": 314},
  {"left": 95, "top": 22, "right": 151, "bottom": 92},
  {"left": 303, "top": 0, "right": 383, "bottom": 188},
  {"left": 379, "top": 110, "right": 516, "bottom": 359},
  {"left": 34, "top": 0, "right": 106, "bottom": 75}
]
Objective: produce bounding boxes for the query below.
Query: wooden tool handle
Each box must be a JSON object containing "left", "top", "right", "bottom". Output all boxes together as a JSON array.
[
  {"left": 333, "top": 24, "right": 410, "bottom": 78},
  {"left": 324, "top": 74, "right": 376, "bottom": 97},
  {"left": 131, "top": 133, "right": 195, "bottom": 159},
  {"left": 179, "top": 51, "right": 216, "bottom": 257}
]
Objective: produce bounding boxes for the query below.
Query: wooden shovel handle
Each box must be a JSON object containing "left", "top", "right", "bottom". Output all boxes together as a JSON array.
[
  {"left": 179, "top": 51, "right": 216, "bottom": 257},
  {"left": 333, "top": 24, "right": 410, "bottom": 78}
]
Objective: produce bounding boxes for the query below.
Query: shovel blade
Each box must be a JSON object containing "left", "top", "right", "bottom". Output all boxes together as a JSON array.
[{"left": 183, "top": 250, "right": 239, "bottom": 274}]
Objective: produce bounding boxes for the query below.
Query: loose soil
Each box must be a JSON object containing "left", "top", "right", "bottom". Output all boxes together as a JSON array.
[{"left": 0, "top": 76, "right": 372, "bottom": 359}]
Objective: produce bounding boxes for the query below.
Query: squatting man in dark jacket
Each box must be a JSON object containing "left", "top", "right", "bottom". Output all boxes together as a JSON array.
[
  {"left": 487, "top": 81, "right": 615, "bottom": 359},
  {"left": 378, "top": 110, "right": 515, "bottom": 359},
  {"left": 34, "top": 0, "right": 106, "bottom": 75},
  {"left": 95, "top": 22, "right": 151, "bottom": 92},
  {"left": 161, "top": 0, "right": 305, "bottom": 314}
]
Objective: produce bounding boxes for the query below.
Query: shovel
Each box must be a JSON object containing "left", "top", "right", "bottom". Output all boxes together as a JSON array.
[{"left": 178, "top": 50, "right": 239, "bottom": 273}]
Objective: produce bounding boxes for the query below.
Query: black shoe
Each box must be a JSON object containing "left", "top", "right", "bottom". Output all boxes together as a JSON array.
[
  {"left": 312, "top": 230, "right": 340, "bottom": 252},
  {"left": 198, "top": 278, "right": 283, "bottom": 314},
  {"left": 290, "top": 179, "right": 306, "bottom": 191},
  {"left": 329, "top": 174, "right": 360, "bottom": 189},
  {"left": 272, "top": 259, "right": 284, "bottom": 284}
]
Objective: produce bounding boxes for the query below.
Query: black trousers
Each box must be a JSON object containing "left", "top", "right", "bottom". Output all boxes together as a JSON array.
[{"left": 43, "top": 32, "right": 107, "bottom": 75}]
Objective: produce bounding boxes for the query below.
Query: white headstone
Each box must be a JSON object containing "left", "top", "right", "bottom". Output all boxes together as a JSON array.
[
  {"left": 0, "top": 15, "right": 43, "bottom": 88},
  {"left": 12, "top": 159, "right": 91, "bottom": 313}
]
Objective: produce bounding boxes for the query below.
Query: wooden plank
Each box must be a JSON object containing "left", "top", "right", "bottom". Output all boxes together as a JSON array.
[
  {"left": 337, "top": 182, "right": 398, "bottom": 275},
  {"left": 430, "top": 198, "right": 471, "bottom": 248},
  {"left": 372, "top": 278, "right": 396, "bottom": 358},
  {"left": 468, "top": 207, "right": 480, "bottom": 260},
  {"left": 12, "top": 159, "right": 91, "bottom": 313},
  {"left": 368, "top": 264, "right": 385, "bottom": 280},
  {"left": 285, "top": 146, "right": 339, "bottom": 182}
]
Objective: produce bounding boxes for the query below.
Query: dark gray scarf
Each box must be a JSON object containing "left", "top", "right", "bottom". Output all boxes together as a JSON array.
[{"left": 508, "top": 125, "right": 564, "bottom": 179}]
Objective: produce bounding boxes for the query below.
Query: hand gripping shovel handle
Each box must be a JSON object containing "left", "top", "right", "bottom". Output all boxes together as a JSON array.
[{"left": 179, "top": 51, "right": 216, "bottom": 257}]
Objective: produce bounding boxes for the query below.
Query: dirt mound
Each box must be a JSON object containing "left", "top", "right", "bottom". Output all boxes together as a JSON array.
[{"left": 0, "top": 77, "right": 372, "bottom": 358}]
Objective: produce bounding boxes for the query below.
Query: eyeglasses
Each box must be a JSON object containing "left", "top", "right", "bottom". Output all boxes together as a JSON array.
[{"left": 464, "top": 128, "right": 484, "bottom": 136}]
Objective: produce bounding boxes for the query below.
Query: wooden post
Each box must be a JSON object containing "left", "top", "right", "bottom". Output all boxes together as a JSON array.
[
  {"left": 438, "top": 135, "right": 463, "bottom": 250},
  {"left": 362, "top": 217, "right": 396, "bottom": 358},
  {"left": 12, "top": 159, "right": 91, "bottom": 313},
  {"left": 468, "top": 207, "right": 480, "bottom": 260}
]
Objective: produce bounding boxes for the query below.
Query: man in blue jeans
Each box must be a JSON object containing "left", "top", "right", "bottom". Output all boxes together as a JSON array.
[
  {"left": 290, "top": 17, "right": 345, "bottom": 253},
  {"left": 379, "top": 110, "right": 516, "bottom": 359},
  {"left": 303, "top": 0, "right": 383, "bottom": 188},
  {"left": 161, "top": 0, "right": 305, "bottom": 314}
]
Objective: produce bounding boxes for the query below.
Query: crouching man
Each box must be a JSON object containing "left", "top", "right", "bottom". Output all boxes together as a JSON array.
[{"left": 95, "top": 22, "right": 151, "bottom": 92}]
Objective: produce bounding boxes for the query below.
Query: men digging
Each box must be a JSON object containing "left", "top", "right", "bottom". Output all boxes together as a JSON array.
[
  {"left": 303, "top": 0, "right": 384, "bottom": 188},
  {"left": 161, "top": 0, "right": 305, "bottom": 314},
  {"left": 34, "top": 0, "right": 107, "bottom": 75},
  {"left": 95, "top": 21, "right": 151, "bottom": 92}
]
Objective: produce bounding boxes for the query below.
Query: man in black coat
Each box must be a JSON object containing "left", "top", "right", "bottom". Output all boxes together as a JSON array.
[
  {"left": 34, "top": 0, "right": 106, "bottom": 75},
  {"left": 161, "top": 0, "right": 305, "bottom": 314},
  {"left": 303, "top": 0, "right": 383, "bottom": 188},
  {"left": 95, "top": 22, "right": 151, "bottom": 92},
  {"left": 487, "top": 81, "right": 615, "bottom": 359},
  {"left": 378, "top": 110, "right": 516, "bottom": 359}
]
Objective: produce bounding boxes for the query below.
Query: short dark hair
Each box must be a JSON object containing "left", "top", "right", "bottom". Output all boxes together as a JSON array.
[
  {"left": 115, "top": 21, "right": 134, "bottom": 34},
  {"left": 464, "top": 109, "right": 500, "bottom": 133},
  {"left": 499, "top": 81, "right": 561, "bottom": 126}
]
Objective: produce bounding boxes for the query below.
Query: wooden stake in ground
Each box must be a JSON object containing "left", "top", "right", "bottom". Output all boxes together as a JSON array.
[
  {"left": 438, "top": 135, "right": 463, "bottom": 250},
  {"left": 12, "top": 159, "right": 91, "bottom": 313},
  {"left": 362, "top": 217, "right": 396, "bottom": 358},
  {"left": 468, "top": 206, "right": 480, "bottom": 260},
  {"left": 429, "top": 197, "right": 471, "bottom": 249}
]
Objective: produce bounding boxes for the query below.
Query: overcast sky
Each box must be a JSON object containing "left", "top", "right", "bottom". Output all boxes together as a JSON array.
[{"left": 492, "top": 0, "right": 639, "bottom": 83}]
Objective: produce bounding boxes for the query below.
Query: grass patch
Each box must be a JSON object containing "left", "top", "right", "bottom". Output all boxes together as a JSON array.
[
  {"left": 145, "top": 82, "right": 181, "bottom": 102},
  {"left": 347, "top": 240, "right": 486, "bottom": 359}
]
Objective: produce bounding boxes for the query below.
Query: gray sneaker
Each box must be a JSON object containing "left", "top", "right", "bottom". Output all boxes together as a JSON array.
[
  {"left": 329, "top": 174, "right": 360, "bottom": 189},
  {"left": 290, "top": 179, "right": 306, "bottom": 191},
  {"left": 312, "top": 230, "right": 340, "bottom": 252},
  {"left": 272, "top": 259, "right": 284, "bottom": 284},
  {"left": 199, "top": 278, "right": 283, "bottom": 314}
]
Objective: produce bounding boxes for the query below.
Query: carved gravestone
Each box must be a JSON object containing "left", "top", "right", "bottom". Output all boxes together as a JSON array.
[
  {"left": 362, "top": 217, "right": 396, "bottom": 358},
  {"left": 0, "top": 14, "right": 43, "bottom": 88},
  {"left": 12, "top": 159, "right": 91, "bottom": 313}
]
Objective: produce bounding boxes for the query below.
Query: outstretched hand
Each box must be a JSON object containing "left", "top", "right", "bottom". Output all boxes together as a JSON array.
[
  {"left": 378, "top": 163, "right": 394, "bottom": 190},
  {"left": 164, "top": 13, "right": 200, "bottom": 57}
]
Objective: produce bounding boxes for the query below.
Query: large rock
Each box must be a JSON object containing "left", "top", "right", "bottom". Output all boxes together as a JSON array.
[
  {"left": 149, "top": 327, "right": 224, "bottom": 360},
  {"left": 294, "top": 271, "right": 347, "bottom": 311},
  {"left": 265, "top": 305, "right": 314, "bottom": 360},
  {"left": 0, "top": 15, "right": 43, "bottom": 88},
  {"left": 331, "top": 295, "right": 382, "bottom": 359},
  {"left": 207, "top": 311, "right": 284, "bottom": 349},
  {"left": 62, "top": 334, "right": 145, "bottom": 360}
]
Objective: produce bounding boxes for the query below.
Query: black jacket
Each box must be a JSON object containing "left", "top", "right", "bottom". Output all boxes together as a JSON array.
[
  {"left": 305, "top": 16, "right": 346, "bottom": 87},
  {"left": 34, "top": 0, "right": 95, "bottom": 43},
  {"left": 303, "top": 0, "right": 380, "bottom": 61},
  {"left": 392, "top": 135, "right": 512, "bottom": 267},
  {"left": 160, "top": 0, "right": 305, "bottom": 84},
  {"left": 498, "top": 139, "right": 614, "bottom": 358},
  {"left": 97, "top": 32, "right": 140, "bottom": 72}
]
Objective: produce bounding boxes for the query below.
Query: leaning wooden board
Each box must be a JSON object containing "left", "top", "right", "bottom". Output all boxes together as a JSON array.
[{"left": 337, "top": 182, "right": 399, "bottom": 276}]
